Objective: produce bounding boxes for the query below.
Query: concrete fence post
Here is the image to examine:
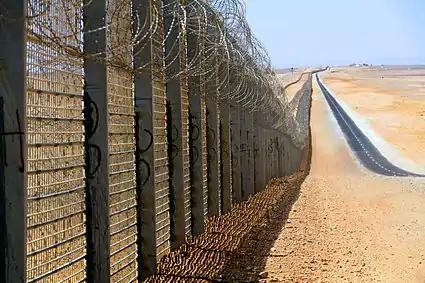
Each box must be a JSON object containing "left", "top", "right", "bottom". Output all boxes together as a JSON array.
[
  {"left": 246, "top": 113, "right": 255, "bottom": 196},
  {"left": 274, "top": 133, "right": 279, "bottom": 178},
  {"left": 253, "top": 115, "right": 263, "bottom": 193},
  {"left": 133, "top": 0, "right": 169, "bottom": 279},
  {"left": 83, "top": 0, "right": 111, "bottom": 281},
  {"left": 284, "top": 135, "right": 289, "bottom": 175},
  {"left": 206, "top": 96, "right": 220, "bottom": 215},
  {"left": 239, "top": 111, "right": 248, "bottom": 200},
  {"left": 260, "top": 127, "right": 267, "bottom": 188},
  {"left": 268, "top": 130, "right": 273, "bottom": 180},
  {"left": 205, "top": 25, "right": 220, "bottom": 216},
  {"left": 272, "top": 132, "right": 275, "bottom": 178},
  {"left": 163, "top": 2, "right": 191, "bottom": 249},
  {"left": 187, "top": 19, "right": 206, "bottom": 237},
  {"left": 0, "top": 1, "right": 27, "bottom": 281},
  {"left": 230, "top": 105, "right": 242, "bottom": 204},
  {"left": 279, "top": 134, "right": 285, "bottom": 176},
  {"left": 219, "top": 100, "right": 231, "bottom": 213}
]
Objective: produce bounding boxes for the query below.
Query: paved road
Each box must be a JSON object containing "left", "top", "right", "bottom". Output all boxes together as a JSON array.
[{"left": 316, "top": 73, "right": 425, "bottom": 177}]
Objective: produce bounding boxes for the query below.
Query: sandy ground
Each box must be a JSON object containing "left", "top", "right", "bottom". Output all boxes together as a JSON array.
[
  {"left": 320, "top": 67, "right": 425, "bottom": 168},
  {"left": 261, "top": 76, "right": 425, "bottom": 283},
  {"left": 278, "top": 69, "right": 311, "bottom": 101},
  {"left": 286, "top": 73, "right": 310, "bottom": 101}
]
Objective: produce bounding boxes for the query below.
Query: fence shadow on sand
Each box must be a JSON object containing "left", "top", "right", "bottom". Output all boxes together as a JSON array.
[{"left": 146, "top": 137, "right": 312, "bottom": 282}]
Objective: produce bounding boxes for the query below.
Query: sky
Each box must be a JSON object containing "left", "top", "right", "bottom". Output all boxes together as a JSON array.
[{"left": 243, "top": 0, "right": 425, "bottom": 68}]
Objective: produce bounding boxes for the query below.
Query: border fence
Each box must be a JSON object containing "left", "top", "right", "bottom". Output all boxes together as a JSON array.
[{"left": 0, "top": 0, "right": 317, "bottom": 282}]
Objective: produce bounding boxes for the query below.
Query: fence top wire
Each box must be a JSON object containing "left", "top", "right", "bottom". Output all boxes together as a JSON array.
[{"left": 24, "top": 0, "right": 310, "bottom": 147}]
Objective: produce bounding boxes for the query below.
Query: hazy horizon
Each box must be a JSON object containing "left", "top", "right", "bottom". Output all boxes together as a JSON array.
[
  {"left": 274, "top": 63, "right": 425, "bottom": 71},
  {"left": 244, "top": 0, "right": 425, "bottom": 69}
]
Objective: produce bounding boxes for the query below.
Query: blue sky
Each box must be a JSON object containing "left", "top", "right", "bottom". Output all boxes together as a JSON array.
[{"left": 244, "top": 0, "right": 425, "bottom": 68}]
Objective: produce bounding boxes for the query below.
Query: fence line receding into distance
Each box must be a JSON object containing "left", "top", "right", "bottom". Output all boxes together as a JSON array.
[{"left": 0, "top": 0, "right": 316, "bottom": 282}]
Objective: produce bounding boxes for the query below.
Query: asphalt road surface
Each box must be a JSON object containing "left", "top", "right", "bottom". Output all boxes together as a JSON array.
[{"left": 316, "top": 73, "right": 425, "bottom": 177}]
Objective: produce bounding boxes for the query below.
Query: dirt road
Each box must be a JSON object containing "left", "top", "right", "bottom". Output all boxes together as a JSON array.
[{"left": 261, "top": 77, "right": 425, "bottom": 282}]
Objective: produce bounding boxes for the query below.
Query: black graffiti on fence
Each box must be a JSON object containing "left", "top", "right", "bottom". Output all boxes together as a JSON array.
[
  {"left": 83, "top": 92, "right": 103, "bottom": 179},
  {"left": 188, "top": 109, "right": 200, "bottom": 164},
  {"left": 208, "top": 147, "right": 217, "bottom": 162},
  {"left": 134, "top": 113, "right": 153, "bottom": 188},
  {"left": 166, "top": 101, "right": 180, "bottom": 162},
  {"left": 82, "top": 89, "right": 102, "bottom": 281},
  {"left": 206, "top": 124, "right": 217, "bottom": 162},
  {"left": 267, "top": 139, "right": 274, "bottom": 154},
  {"left": 0, "top": 97, "right": 25, "bottom": 171},
  {"left": 206, "top": 126, "right": 216, "bottom": 143}
]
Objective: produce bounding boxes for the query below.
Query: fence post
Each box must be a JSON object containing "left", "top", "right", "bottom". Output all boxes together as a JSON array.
[
  {"left": 270, "top": 132, "right": 274, "bottom": 179},
  {"left": 274, "top": 133, "right": 278, "bottom": 178},
  {"left": 82, "top": 0, "right": 110, "bottom": 281},
  {"left": 278, "top": 134, "right": 284, "bottom": 176},
  {"left": 264, "top": 128, "right": 268, "bottom": 184},
  {"left": 230, "top": 105, "right": 242, "bottom": 204},
  {"left": 284, "top": 135, "right": 290, "bottom": 175},
  {"left": 267, "top": 130, "right": 272, "bottom": 181},
  {"left": 239, "top": 111, "right": 248, "bottom": 200},
  {"left": 163, "top": 2, "right": 190, "bottom": 249},
  {"left": 253, "top": 115, "right": 262, "bottom": 192},
  {"left": 270, "top": 133, "right": 276, "bottom": 179},
  {"left": 259, "top": 127, "right": 264, "bottom": 188},
  {"left": 206, "top": 95, "right": 220, "bottom": 215},
  {"left": 0, "top": 1, "right": 27, "bottom": 281},
  {"left": 187, "top": 20, "right": 206, "bottom": 237},
  {"left": 290, "top": 143, "right": 295, "bottom": 173},
  {"left": 220, "top": 100, "right": 231, "bottom": 213},
  {"left": 205, "top": 28, "right": 220, "bottom": 216},
  {"left": 133, "top": 0, "right": 169, "bottom": 279},
  {"left": 289, "top": 144, "right": 293, "bottom": 173},
  {"left": 246, "top": 113, "right": 255, "bottom": 197}
]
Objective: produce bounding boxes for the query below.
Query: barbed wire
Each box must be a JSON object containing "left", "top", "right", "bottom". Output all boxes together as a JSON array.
[{"left": 25, "top": 0, "right": 310, "bottom": 148}]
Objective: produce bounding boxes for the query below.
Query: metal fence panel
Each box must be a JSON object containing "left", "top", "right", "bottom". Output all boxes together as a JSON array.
[
  {"left": 164, "top": 7, "right": 189, "bottom": 248},
  {"left": 196, "top": 23, "right": 208, "bottom": 217},
  {"left": 230, "top": 105, "right": 242, "bottom": 203},
  {"left": 26, "top": 0, "right": 87, "bottom": 281},
  {"left": 107, "top": 66, "right": 138, "bottom": 282},
  {"left": 201, "top": 94, "right": 208, "bottom": 217},
  {"left": 106, "top": 1, "right": 138, "bottom": 281}
]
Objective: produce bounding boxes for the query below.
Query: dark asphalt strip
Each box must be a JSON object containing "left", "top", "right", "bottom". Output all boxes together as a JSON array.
[{"left": 316, "top": 74, "right": 425, "bottom": 177}]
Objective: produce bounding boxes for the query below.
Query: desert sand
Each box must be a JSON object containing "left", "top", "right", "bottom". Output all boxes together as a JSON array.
[
  {"left": 261, "top": 75, "right": 425, "bottom": 283},
  {"left": 320, "top": 67, "right": 425, "bottom": 170}
]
